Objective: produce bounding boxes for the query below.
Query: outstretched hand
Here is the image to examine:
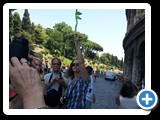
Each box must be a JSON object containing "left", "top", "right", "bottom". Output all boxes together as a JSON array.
[
  {"left": 74, "top": 34, "right": 80, "bottom": 41},
  {"left": 9, "top": 57, "right": 43, "bottom": 97},
  {"left": 9, "top": 57, "right": 45, "bottom": 108}
]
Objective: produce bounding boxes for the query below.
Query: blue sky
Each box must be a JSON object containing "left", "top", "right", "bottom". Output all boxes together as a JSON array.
[{"left": 14, "top": 9, "right": 127, "bottom": 60}]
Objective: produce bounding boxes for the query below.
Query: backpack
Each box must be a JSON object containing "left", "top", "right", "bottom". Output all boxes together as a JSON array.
[{"left": 44, "top": 72, "right": 63, "bottom": 108}]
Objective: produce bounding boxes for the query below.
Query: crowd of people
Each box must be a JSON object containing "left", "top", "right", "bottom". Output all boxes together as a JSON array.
[
  {"left": 9, "top": 35, "right": 143, "bottom": 109},
  {"left": 9, "top": 34, "right": 96, "bottom": 109}
]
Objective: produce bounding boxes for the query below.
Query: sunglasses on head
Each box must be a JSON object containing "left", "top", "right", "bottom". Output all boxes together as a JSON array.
[{"left": 72, "top": 63, "right": 79, "bottom": 66}]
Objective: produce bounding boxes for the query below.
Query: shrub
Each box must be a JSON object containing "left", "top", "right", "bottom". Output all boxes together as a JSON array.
[{"left": 34, "top": 52, "right": 43, "bottom": 59}]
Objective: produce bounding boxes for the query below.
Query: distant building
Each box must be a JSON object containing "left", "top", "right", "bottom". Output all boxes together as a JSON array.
[{"left": 123, "top": 9, "right": 145, "bottom": 83}]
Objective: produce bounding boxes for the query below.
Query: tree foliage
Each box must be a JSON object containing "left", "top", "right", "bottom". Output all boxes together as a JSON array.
[
  {"left": 22, "top": 9, "right": 31, "bottom": 33},
  {"left": 13, "top": 12, "right": 22, "bottom": 37},
  {"left": 9, "top": 9, "right": 124, "bottom": 70}
]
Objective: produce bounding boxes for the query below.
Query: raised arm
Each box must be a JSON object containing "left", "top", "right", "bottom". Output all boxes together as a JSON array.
[{"left": 74, "top": 34, "right": 89, "bottom": 81}]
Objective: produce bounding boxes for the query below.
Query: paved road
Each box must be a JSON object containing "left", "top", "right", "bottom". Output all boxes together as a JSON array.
[{"left": 92, "top": 76, "right": 122, "bottom": 109}]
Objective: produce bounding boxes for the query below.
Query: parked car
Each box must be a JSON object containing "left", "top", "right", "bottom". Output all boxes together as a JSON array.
[{"left": 105, "top": 71, "right": 117, "bottom": 81}]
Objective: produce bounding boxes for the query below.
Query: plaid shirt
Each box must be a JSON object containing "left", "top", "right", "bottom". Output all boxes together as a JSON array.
[{"left": 65, "top": 76, "right": 90, "bottom": 109}]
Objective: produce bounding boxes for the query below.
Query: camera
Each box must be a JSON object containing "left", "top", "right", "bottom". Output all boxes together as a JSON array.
[
  {"left": 63, "top": 96, "right": 68, "bottom": 104},
  {"left": 9, "top": 37, "right": 29, "bottom": 61},
  {"left": 59, "top": 77, "right": 63, "bottom": 80}
]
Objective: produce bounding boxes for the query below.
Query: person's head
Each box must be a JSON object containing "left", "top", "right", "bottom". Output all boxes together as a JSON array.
[
  {"left": 31, "top": 57, "right": 42, "bottom": 74},
  {"left": 86, "top": 66, "right": 93, "bottom": 76},
  {"left": 71, "top": 59, "right": 80, "bottom": 73},
  {"left": 62, "top": 65, "right": 66, "bottom": 69},
  {"left": 65, "top": 58, "right": 80, "bottom": 79},
  {"left": 123, "top": 75, "right": 128, "bottom": 81},
  {"left": 120, "top": 81, "right": 137, "bottom": 98},
  {"left": 51, "top": 57, "right": 61, "bottom": 73}
]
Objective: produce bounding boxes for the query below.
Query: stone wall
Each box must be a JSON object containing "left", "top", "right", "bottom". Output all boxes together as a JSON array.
[{"left": 123, "top": 9, "right": 145, "bottom": 84}]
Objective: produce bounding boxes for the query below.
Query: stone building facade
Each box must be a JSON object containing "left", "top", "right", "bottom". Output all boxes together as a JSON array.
[{"left": 123, "top": 9, "right": 145, "bottom": 84}]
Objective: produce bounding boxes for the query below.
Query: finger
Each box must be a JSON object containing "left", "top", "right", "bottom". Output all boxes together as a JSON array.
[
  {"left": 9, "top": 62, "right": 14, "bottom": 82},
  {"left": 28, "top": 54, "right": 34, "bottom": 61},
  {"left": 9, "top": 61, "right": 13, "bottom": 72},
  {"left": 10, "top": 57, "right": 21, "bottom": 67},
  {"left": 20, "top": 58, "right": 29, "bottom": 67}
]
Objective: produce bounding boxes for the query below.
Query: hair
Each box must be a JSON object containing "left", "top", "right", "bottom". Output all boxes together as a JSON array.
[
  {"left": 30, "top": 57, "right": 43, "bottom": 74},
  {"left": 123, "top": 75, "right": 128, "bottom": 81},
  {"left": 64, "top": 58, "right": 78, "bottom": 80},
  {"left": 120, "top": 81, "right": 137, "bottom": 98},
  {"left": 32, "top": 57, "right": 42, "bottom": 64},
  {"left": 51, "top": 57, "right": 61, "bottom": 66},
  {"left": 86, "top": 66, "right": 93, "bottom": 76}
]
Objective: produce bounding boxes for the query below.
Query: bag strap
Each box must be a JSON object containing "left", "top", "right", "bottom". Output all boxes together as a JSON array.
[
  {"left": 58, "top": 72, "right": 63, "bottom": 97},
  {"left": 48, "top": 72, "right": 63, "bottom": 95},
  {"left": 48, "top": 72, "right": 53, "bottom": 83},
  {"left": 57, "top": 72, "right": 63, "bottom": 108},
  {"left": 49, "top": 72, "right": 62, "bottom": 83},
  {"left": 59, "top": 71, "right": 62, "bottom": 78}
]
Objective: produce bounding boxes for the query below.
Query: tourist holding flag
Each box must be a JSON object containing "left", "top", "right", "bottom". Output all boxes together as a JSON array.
[
  {"left": 60, "top": 9, "right": 91, "bottom": 109},
  {"left": 9, "top": 9, "right": 90, "bottom": 109}
]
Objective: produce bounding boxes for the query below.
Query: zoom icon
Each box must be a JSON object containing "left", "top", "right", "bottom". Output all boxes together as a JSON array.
[{"left": 137, "top": 89, "right": 158, "bottom": 110}]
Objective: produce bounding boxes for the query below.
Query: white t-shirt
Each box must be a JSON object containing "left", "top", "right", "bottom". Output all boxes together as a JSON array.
[
  {"left": 119, "top": 95, "right": 139, "bottom": 109},
  {"left": 63, "top": 76, "right": 72, "bottom": 87},
  {"left": 86, "top": 75, "right": 94, "bottom": 102},
  {"left": 44, "top": 72, "right": 67, "bottom": 96}
]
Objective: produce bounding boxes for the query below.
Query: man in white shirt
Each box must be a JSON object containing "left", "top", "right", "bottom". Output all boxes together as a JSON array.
[
  {"left": 43, "top": 57, "right": 67, "bottom": 108},
  {"left": 85, "top": 66, "right": 96, "bottom": 109}
]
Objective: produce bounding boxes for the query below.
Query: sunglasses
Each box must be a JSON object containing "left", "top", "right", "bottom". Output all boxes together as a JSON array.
[
  {"left": 72, "top": 63, "right": 79, "bottom": 66},
  {"left": 52, "top": 63, "right": 60, "bottom": 66}
]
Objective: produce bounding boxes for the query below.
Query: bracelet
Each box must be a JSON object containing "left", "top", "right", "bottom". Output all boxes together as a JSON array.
[{"left": 37, "top": 106, "right": 49, "bottom": 109}]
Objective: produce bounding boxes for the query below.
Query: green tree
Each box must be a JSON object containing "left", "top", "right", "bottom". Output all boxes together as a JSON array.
[
  {"left": 53, "top": 22, "right": 68, "bottom": 32},
  {"left": 22, "top": 9, "right": 31, "bottom": 33},
  {"left": 34, "top": 24, "right": 48, "bottom": 44},
  {"left": 9, "top": 12, "right": 14, "bottom": 40},
  {"left": 121, "top": 57, "right": 124, "bottom": 68},
  {"left": 45, "top": 28, "right": 63, "bottom": 54},
  {"left": 61, "top": 25, "right": 73, "bottom": 57},
  {"left": 13, "top": 12, "right": 22, "bottom": 37}
]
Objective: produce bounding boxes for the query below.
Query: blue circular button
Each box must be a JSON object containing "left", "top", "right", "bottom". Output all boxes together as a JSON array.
[{"left": 137, "top": 89, "right": 158, "bottom": 110}]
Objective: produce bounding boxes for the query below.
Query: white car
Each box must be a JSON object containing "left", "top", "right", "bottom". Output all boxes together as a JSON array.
[{"left": 105, "top": 71, "right": 117, "bottom": 81}]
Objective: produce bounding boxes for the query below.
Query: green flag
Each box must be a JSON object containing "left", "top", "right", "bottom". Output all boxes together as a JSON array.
[
  {"left": 75, "top": 9, "right": 82, "bottom": 20},
  {"left": 75, "top": 9, "right": 82, "bottom": 32},
  {"left": 76, "top": 16, "right": 81, "bottom": 20}
]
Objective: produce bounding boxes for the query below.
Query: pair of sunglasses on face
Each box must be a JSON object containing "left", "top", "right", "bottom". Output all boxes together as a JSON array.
[
  {"left": 72, "top": 63, "right": 79, "bottom": 66},
  {"left": 52, "top": 63, "right": 60, "bottom": 66}
]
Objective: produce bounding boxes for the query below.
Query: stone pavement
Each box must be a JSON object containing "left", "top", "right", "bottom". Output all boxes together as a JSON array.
[{"left": 92, "top": 75, "right": 122, "bottom": 109}]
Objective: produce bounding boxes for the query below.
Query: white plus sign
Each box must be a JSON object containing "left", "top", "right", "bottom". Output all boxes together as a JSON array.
[{"left": 142, "top": 93, "right": 153, "bottom": 105}]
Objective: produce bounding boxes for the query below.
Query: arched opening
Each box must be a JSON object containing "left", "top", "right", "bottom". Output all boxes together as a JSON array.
[
  {"left": 129, "top": 48, "right": 134, "bottom": 81},
  {"left": 138, "top": 41, "right": 145, "bottom": 80}
]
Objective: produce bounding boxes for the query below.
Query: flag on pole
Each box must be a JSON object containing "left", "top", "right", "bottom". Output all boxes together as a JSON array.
[
  {"left": 75, "top": 9, "right": 82, "bottom": 32},
  {"left": 75, "top": 9, "right": 82, "bottom": 20}
]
